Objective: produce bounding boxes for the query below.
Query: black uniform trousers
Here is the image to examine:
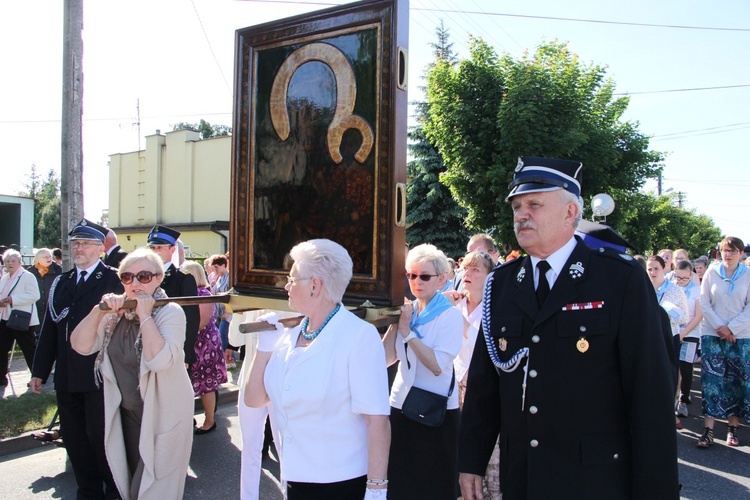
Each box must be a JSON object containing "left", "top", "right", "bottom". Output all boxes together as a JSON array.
[{"left": 57, "top": 390, "right": 120, "bottom": 500}]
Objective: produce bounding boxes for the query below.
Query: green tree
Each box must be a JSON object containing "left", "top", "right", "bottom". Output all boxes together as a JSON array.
[
  {"left": 19, "top": 165, "right": 61, "bottom": 248},
  {"left": 425, "top": 40, "right": 664, "bottom": 246},
  {"left": 406, "top": 21, "right": 471, "bottom": 258},
  {"left": 171, "top": 119, "right": 231, "bottom": 139},
  {"left": 616, "top": 192, "right": 722, "bottom": 257}
]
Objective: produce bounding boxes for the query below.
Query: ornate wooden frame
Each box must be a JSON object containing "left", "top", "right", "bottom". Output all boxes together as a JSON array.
[{"left": 231, "top": 0, "right": 408, "bottom": 307}]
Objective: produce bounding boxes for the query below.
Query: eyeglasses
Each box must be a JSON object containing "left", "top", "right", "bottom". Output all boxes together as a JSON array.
[
  {"left": 674, "top": 276, "right": 692, "bottom": 283},
  {"left": 406, "top": 273, "right": 439, "bottom": 282},
  {"left": 120, "top": 271, "right": 159, "bottom": 285},
  {"left": 286, "top": 276, "right": 312, "bottom": 285},
  {"left": 71, "top": 241, "right": 100, "bottom": 249},
  {"left": 721, "top": 248, "right": 740, "bottom": 255}
]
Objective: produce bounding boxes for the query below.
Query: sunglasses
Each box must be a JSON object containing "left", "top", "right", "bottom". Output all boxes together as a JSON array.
[
  {"left": 406, "top": 273, "right": 439, "bottom": 282},
  {"left": 120, "top": 271, "right": 159, "bottom": 285}
]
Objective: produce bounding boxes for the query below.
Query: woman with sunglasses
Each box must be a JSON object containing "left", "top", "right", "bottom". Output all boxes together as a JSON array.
[
  {"left": 71, "top": 248, "right": 194, "bottom": 499},
  {"left": 245, "top": 239, "right": 390, "bottom": 500},
  {"left": 698, "top": 236, "right": 750, "bottom": 448},
  {"left": 384, "top": 243, "right": 463, "bottom": 500}
]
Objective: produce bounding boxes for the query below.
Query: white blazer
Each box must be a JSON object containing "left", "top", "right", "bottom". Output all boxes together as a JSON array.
[
  {"left": 0, "top": 268, "right": 41, "bottom": 325},
  {"left": 264, "top": 306, "right": 390, "bottom": 483}
]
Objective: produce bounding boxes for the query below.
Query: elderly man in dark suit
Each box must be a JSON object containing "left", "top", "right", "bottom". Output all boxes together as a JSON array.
[
  {"left": 458, "top": 157, "right": 679, "bottom": 499},
  {"left": 146, "top": 225, "right": 199, "bottom": 366},
  {"left": 102, "top": 229, "right": 128, "bottom": 268},
  {"left": 31, "top": 219, "right": 124, "bottom": 499}
]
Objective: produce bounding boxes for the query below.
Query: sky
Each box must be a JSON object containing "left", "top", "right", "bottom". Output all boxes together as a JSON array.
[{"left": 1, "top": 0, "right": 749, "bottom": 245}]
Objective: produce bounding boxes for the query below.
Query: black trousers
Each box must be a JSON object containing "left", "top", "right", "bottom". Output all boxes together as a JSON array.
[
  {"left": 287, "top": 475, "right": 366, "bottom": 499},
  {"left": 57, "top": 390, "right": 120, "bottom": 499},
  {"left": 0, "top": 319, "right": 37, "bottom": 380}
]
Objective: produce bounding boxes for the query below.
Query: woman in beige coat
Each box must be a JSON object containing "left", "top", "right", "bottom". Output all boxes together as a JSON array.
[{"left": 71, "top": 248, "right": 193, "bottom": 499}]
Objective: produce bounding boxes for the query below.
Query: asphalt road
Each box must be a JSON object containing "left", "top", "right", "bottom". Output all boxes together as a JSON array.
[{"left": 1, "top": 380, "right": 748, "bottom": 499}]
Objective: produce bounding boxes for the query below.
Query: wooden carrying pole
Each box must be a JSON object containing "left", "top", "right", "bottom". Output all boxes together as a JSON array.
[{"left": 98, "top": 294, "right": 399, "bottom": 333}]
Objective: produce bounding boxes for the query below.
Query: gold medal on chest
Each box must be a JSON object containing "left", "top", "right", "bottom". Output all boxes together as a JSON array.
[
  {"left": 499, "top": 338, "right": 508, "bottom": 352},
  {"left": 577, "top": 337, "right": 589, "bottom": 353}
]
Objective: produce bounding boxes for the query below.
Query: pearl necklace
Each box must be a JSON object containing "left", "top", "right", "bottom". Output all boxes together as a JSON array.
[{"left": 300, "top": 303, "right": 341, "bottom": 340}]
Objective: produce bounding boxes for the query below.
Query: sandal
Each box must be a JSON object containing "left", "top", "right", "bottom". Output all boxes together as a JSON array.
[
  {"left": 727, "top": 425, "right": 740, "bottom": 447},
  {"left": 696, "top": 427, "right": 714, "bottom": 448}
]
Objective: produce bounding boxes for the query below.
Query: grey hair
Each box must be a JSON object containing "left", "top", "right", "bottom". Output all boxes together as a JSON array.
[
  {"left": 290, "top": 239, "right": 352, "bottom": 303},
  {"left": 119, "top": 248, "right": 165, "bottom": 277},
  {"left": 2, "top": 249, "right": 22, "bottom": 263},
  {"left": 406, "top": 243, "right": 450, "bottom": 276},
  {"left": 558, "top": 189, "right": 584, "bottom": 228},
  {"left": 33, "top": 248, "right": 53, "bottom": 266}
]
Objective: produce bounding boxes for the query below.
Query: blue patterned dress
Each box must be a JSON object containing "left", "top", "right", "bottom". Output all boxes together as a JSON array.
[{"left": 189, "top": 287, "right": 228, "bottom": 396}]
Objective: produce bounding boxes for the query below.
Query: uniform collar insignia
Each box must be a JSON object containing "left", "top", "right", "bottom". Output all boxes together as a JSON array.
[
  {"left": 95, "top": 271, "right": 103, "bottom": 279},
  {"left": 516, "top": 266, "right": 526, "bottom": 283},
  {"left": 569, "top": 261, "right": 585, "bottom": 280}
]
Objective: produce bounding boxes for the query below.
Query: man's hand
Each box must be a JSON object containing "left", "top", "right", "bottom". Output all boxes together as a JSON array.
[
  {"left": 29, "top": 377, "right": 43, "bottom": 394},
  {"left": 459, "top": 473, "right": 484, "bottom": 500}
]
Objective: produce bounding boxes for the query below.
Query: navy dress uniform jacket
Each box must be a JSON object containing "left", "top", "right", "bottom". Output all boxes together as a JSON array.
[
  {"left": 32, "top": 262, "right": 124, "bottom": 392},
  {"left": 160, "top": 263, "right": 199, "bottom": 366},
  {"left": 459, "top": 237, "right": 679, "bottom": 500},
  {"left": 103, "top": 245, "right": 128, "bottom": 268}
]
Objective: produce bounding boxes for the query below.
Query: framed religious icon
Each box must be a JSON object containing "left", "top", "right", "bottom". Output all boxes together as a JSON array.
[{"left": 231, "top": 0, "right": 409, "bottom": 307}]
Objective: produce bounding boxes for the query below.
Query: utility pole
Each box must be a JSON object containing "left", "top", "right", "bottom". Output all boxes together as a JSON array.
[{"left": 60, "top": 0, "right": 84, "bottom": 269}]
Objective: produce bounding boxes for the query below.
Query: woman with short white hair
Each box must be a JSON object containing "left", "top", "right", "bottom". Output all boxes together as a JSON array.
[
  {"left": 245, "top": 239, "right": 390, "bottom": 499},
  {"left": 384, "top": 243, "right": 463, "bottom": 499},
  {"left": 0, "top": 249, "right": 41, "bottom": 385}
]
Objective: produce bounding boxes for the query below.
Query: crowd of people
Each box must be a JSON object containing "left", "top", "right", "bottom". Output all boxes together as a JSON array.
[{"left": 1, "top": 156, "right": 749, "bottom": 499}]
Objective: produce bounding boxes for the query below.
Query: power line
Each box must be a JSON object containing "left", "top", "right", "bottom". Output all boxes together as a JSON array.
[
  {"left": 190, "top": 0, "right": 232, "bottom": 94},
  {"left": 238, "top": 1, "right": 750, "bottom": 32},
  {"left": 614, "top": 83, "right": 750, "bottom": 96},
  {"left": 414, "top": 7, "right": 750, "bottom": 32}
]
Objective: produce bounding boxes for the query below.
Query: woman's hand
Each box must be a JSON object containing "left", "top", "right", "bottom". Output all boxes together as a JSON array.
[
  {"left": 443, "top": 290, "right": 464, "bottom": 306},
  {"left": 101, "top": 293, "right": 127, "bottom": 315},
  {"left": 398, "top": 300, "right": 413, "bottom": 338},
  {"left": 134, "top": 294, "right": 155, "bottom": 322}
]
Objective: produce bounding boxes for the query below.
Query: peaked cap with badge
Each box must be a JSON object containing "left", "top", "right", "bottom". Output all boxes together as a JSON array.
[
  {"left": 147, "top": 225, "right": 180, "bottom": 246},
  {"left": 458, "top": 156, "right": 679, "bottom": 499},
  {"left": 69, "top": 218, "right": 108, "bottom": 242}
]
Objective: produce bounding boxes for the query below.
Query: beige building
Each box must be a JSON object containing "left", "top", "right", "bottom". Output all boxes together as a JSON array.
[{"left": 108, "top": 129, "right": 231, "bottom": 259}]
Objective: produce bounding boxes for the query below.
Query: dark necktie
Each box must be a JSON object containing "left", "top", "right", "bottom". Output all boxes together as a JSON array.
[
  {"left": 536, "top": 261, "right": 551, "bottom": 306},
  {"left": 76, "top": 270, "right": 88, "bottom": 290}
]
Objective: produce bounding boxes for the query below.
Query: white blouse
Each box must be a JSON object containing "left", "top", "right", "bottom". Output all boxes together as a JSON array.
[
  {"left": 264, "top": 306, "right": 390, "bottom": 483},
  {"left": 389, "top": 305, "right": 463, "bottom": 410},
  {"left": 453, "top": 297, "right": 483, "bottom": 384}
]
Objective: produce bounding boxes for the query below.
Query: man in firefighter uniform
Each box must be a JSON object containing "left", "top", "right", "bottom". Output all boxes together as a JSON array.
[{"left": 458, "top": 157, "right": 679, "bottom": 499}]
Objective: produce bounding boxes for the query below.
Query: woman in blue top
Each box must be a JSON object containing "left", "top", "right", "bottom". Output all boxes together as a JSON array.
[{"left": 384, "top": 244, "right": 463, "bottom": 500}]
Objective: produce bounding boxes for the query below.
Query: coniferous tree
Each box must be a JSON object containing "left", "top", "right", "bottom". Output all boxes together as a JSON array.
[{"left": 406, "top": 21, "right": 471, "bottom": 258}]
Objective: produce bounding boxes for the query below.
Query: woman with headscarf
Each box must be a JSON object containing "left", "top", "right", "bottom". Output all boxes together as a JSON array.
[
  {"left": 698, "top": 236, "right": 750, "bottom": 448},
  {"left": 245, "top": 239, "right": 390, "bottom": 499},
  {"left": 71, "top": 248, "right": 193, "bottom": 498},
  {"left": 384, "top": 243, "right": 463, "bottom": 500}
]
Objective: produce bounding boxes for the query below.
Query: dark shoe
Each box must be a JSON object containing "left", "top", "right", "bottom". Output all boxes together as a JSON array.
[
  {"left": 727, "top": 425, "right": 740, "bottom": 447},
  {"left": 194, "top": 422, "right": 217, "bottom": 435},
  {"left": 696, "top": 427, "right": 714, "bottom": 448}
]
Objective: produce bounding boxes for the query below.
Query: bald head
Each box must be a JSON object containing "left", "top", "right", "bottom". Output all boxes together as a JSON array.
[{"left": 104, "top": 229, "right": 118, "bottom": 251}]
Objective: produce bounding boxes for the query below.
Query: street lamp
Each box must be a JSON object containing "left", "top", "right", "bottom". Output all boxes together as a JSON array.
[{"left": 591, "top": 193, "right": 615, "bottom": 222}]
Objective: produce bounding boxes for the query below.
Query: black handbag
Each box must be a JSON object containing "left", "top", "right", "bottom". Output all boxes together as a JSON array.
[
  {"left": 6, "top": 309, "right": 32, "bottom": 332},
  {"left": 4, "top": 275, "right": 33, "bottom": 332},
  {"left": 401, "top": 366, "right": 456, "bottom": 427}
]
